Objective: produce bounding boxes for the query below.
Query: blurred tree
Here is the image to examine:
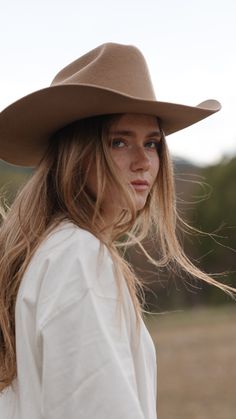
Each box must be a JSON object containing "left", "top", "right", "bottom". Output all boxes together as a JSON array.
[
  {"left": 128, "top": 156, "right": 236, "bottom": 310},
  {"left": 1, "top": 156, "right": 235, "bottom": 309},
  {"left": 0, "top": 160, "right": 33, "bottom": 206},
  {"left": 191, "top": 156, "right": 236, "bottom": 304}
]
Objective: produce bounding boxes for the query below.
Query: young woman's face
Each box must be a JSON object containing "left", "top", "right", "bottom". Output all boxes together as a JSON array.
[{"left": 87, "top": 113, "right": 161, "bottom": 216}]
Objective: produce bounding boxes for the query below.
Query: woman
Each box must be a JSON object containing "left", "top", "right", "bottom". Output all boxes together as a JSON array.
[{"left": 0, "top": 43, "right": 235, "bottom": 419}]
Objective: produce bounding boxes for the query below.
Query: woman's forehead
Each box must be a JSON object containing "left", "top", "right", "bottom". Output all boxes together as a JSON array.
[{"left": 108, "top": 113, "right": 160, "bottom": 135}]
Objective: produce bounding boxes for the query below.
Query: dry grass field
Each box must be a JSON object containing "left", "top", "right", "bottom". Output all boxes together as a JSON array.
[{"left": 144, "top": 305, "right": 236, "bottom": 419}]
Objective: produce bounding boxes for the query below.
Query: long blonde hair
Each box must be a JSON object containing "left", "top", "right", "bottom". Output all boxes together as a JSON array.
[{"left": 0, "top": 114, "right": 235, "bottom": 391}]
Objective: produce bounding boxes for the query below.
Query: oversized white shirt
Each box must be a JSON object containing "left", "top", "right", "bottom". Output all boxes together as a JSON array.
[{"left": 0, "top": 221, "right": 157, "bottom": 419}]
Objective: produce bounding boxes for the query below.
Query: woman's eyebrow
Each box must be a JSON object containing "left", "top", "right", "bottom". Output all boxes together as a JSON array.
[{"left": 110, "top": 129, "right": 162, "bottom": 138}]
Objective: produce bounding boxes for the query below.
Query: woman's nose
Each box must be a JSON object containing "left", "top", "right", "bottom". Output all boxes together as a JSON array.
[{"left": 130, "top": 146, "right": 151, "bottom": 171}]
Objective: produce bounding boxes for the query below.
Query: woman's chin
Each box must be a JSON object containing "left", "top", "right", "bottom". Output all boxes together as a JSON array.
[{"left": 134, "top": 196, "right": 148, "bottom": 211}]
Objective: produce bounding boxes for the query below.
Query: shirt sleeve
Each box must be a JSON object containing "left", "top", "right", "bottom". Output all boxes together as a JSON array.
[{"left": 38, "top": 253, "right": 145, "bottom": 419}]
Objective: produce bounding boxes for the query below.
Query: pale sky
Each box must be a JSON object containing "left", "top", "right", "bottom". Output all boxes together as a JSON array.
[{"left": 1, "top": 0, "right": 236, "bottom": 165}]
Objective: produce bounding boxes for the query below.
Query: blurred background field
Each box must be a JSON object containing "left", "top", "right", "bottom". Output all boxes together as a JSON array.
[{"left": 145, "top": 305, "right": 236, "bottom": 419}]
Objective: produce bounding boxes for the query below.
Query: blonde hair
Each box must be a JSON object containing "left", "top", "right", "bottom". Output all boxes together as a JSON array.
[{"left": 0, "top": 114, "right": 235, "bottom": 391}]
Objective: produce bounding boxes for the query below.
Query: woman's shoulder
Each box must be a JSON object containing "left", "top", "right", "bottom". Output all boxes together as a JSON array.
[
  {"left": 18, "top": 221, "right": 116, "bottom": 322},
  {"left": 28, "top": 220, "right": 113, "bottom": 292},
  {"left": 36, "top": 220, "right": 102, "bottom": 258}
]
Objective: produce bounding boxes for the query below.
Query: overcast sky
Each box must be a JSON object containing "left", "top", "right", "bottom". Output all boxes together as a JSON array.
[{"left": 1, "top": 0, "right": 236, "bottom": 165}]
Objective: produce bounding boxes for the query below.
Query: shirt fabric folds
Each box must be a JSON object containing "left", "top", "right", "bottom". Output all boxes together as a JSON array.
[{"left": 0, "top": 221, "right": 157, "bottom": 419}]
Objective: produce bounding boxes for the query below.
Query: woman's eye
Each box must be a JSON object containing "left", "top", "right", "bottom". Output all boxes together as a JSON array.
[
  {"left": 111, "top": 138, "right": 126, "bottom": 148},
  {"left": 145, "top": 140, "right": 161, "bottom": 152}
]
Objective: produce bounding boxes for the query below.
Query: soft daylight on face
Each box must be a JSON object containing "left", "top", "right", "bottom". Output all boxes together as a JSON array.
[
  {"left": 85, "top": 113, "right": 161, "bottom": 219},
  {"left": 108, "top": 113, "right": 161, "bottom": 211}
]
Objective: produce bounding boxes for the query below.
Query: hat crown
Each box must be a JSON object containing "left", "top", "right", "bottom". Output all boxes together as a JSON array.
[{"left": 51, "top": 43, "right": 156, "bottom": 101}]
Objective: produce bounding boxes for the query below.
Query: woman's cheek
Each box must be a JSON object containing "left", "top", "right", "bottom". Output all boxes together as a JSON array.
[{"left": 111, "top": 152, "right": 127, "bottom": 172}]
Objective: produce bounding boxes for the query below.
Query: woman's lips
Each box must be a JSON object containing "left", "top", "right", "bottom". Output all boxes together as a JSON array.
[{"left": 130, "top": 181, "right": 150, "bottom": 191}]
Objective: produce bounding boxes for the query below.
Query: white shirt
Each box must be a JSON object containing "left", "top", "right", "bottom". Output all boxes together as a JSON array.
[{"left": 0, "top": 222, "right": 157, "bottom": 419}]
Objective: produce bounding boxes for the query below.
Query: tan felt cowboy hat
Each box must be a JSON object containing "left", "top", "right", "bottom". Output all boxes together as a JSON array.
[{"left": 0, "top": 42, "right": 221, "bottom": 167}]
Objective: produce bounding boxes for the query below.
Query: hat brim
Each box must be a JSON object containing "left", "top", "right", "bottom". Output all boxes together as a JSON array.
[{"left": 0, "top": 84, "right": 221, "bottom": 167}]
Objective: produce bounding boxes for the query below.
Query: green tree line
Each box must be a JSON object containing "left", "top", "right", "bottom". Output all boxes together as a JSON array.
[
  {"left": 0, "top": 156, "right": 235, "bottom": 310},
  {"left": 128, "top": 156, "right": 236, "bottom": 311}
]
